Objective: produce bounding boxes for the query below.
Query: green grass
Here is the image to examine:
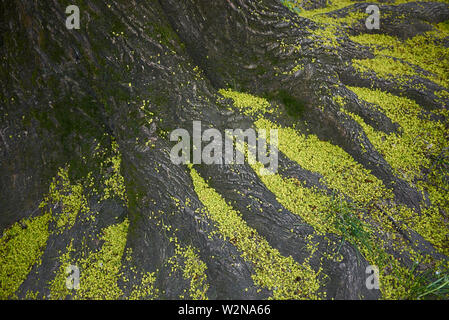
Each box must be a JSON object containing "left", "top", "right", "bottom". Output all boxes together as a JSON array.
[
  {"left": 281, "top": 0, "right": 302, "bottom": 14},
  {"left": 406, "top": 261, "right": 449, "bottom": 299},
  {"left": 413, "top": 274, "right": 449, "bottom": 299},
  {"left": 327, "top": 195, "right": 372, "bottom": 256}
]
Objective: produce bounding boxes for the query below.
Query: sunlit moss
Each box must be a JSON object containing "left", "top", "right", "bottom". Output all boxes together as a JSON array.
[
  {"left": 168, "top": 244, "right": 209, "bottom": 300},
  {"left": 24, "top": 290, "right": 39, "bottom": 300},
  {"left": 398, "top": 205, "right": 449, "bottom": 256},
  {"left": 218, "top": 89, "right": 274, "bottom": 117},
  {"left": 101, "top": 141, "right": 128, "bottom": 204},
  {"left": 190, "top": 167, "right": 323, "bottom": 300},
  {"left": 0, "top": 213, "right": 51, "bottom": 299},
  {"left": 220, "top": 89, "right": 390, "bottom": 205},
  {"left": 49, "top": 220, "right": 130, "bottom": 300},
  {"left": 257, "top": 117, "right": 391, "bottom": 205},
  {"left": 48, "top": 241, "right": 75, "bottom": 300},
  {"left": 435, "top": 20, "right": 449, "bottom": 35},
  {"left": 293, "top": 0, "right": 367, "bottom": 49},
  {"left": 390, "top": 0, "right": 449, "bottom": 5},
  {"left": 238, "top": 140, "right": 418, "bottom": 298},
  {"left": 246, "top": 151, "right": 372, "bottom": 252},
  {"left": 346, "top": 87, "right": 449, "bottom": 254},
  {"left": 221, "top": 89, "right": 447, "bottom": 298},
  {"left": 74, "top": 219, "right": 129, "bottom": 299},
  {"left": 43, "top": 167, "right": 89, "bottom": 234},
  {"left": 435, "top": 90, "right": 449, "bottom": 104},
  {"left": 350, "top": 33, "right": 449, "bottom": 88},
  {"left": 238, "top": 142, "right": 333, "bottom": 235},
  {"left": 128, "top": 271, "right": 159, "bottom": 300},
  {"left": 297, "top": 0, "right": 356, "bottom": 19},
  {"left": 347, "top": 86, "right": 448, "bottom": 183},
  {"left": 49, "top": 221, "right": 159, "bottom": 300},
  {"left": 353, "top": 56, "right": 419, "bottom": 82}
]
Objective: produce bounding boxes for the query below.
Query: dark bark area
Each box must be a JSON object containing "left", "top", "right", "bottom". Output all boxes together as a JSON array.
[{"left": 1, "top": 0, "right": 448, "bottom": 300}]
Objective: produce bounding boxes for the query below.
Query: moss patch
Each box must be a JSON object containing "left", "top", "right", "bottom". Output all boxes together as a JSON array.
[
  {"left": 49, "top": 219, "right": 138, "bottom": 300},
  {"left": 43, "top": 167, "right": 89, "bottom": 234},
  {"left": 168, "top": 244, "right": 209, "bottom": 300},
  {"left": 347, "top": 86, "right": 448, "bottom": 183},
  {"left": 190, "top": 167, "right": 323, "bottom": 299},
  {"left": 0, "top": 213, "right": 51, "bottom": 299},
  {"left": 350, "top": 32, "right": 449, "bottom": 88},
  {"left": 221, "top": 89, "right": 449, "bottom": 298}
]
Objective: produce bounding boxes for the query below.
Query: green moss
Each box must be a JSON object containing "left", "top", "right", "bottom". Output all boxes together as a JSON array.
[
  {"left": 128, "top": 271, "right": 159, "bottom": 300},
  {"left": 352, "top": 56, "right": 419, "bottom": 83},
  {"left": 221, "top": 89, "right": 390, "bottom": 205},
  {"left": 49, "top": 219, "right": 130, "bottom": 300},
  {"left": 245, "top": 147, "right": 373, "bottom": 258},
  {"left": 436, "top": 19, "right": 449, "bottom": 34},
  {"left": 168, "top": 244, "right": 209, "bottom": 300},
  {"left": 308, "top": 24, "right": 341, "bottom": 49},
  {"left": 238, "top": 141, "right": 412, "bottom": 297},
  {"left": 294, "top": 1, "right": 366, "bottom": 49},
  {"left": 101, "top": 141, "right": 128, "bottom": 204},
  {"left": 24, "top": 290, "right": 40, "bottom": 300},
  {"left": 345, "top": 87, "right": 449, "bottom": 256},
  {"left": 218, "top": 89, "right": 274, "bottom": 118},
  {"left": 0, "top": 213, "right": 51, "bottom": 299},
  {"left": 43, "top": 167, "right": 89, "bottom": 234},
  {"left": 294, "top": 3, "right": 449, "bottom": 89},
  {"left": 246, "top": 158, "right": 333, "bottom": 235},
  {"left": 346, "top": 86, "right": 448, "bottom": 183},
  {"left": 49, "top": 222, "right": 158, "bottom": 300},
  {"left": 221, "top": 90, "right": 446, "bottom": 298},
  {"left": 350, "top": 33, "right": 449, "bottom": 88},
  {"left": 75, "top": 219, "right": 129, "bottom": 299},
  {"left": 48, "top": 241, "right": 75, "bottom": 300},
  {"left": 390, "top": 0, "right": 449, "bottom": 5},
  {"left": 298, "top": 0, "right": 356, "bottom": 19},
  {"left": 190, "top": 167, "right": 323, "bottom": 300},
  {"left": 146, "top": 21, "right": 181, "bottom": 49},
  {"left": 256, "top": 117, "right": 390, "bottom": 205}
]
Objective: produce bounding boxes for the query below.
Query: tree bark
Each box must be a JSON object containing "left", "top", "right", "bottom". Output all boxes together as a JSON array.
[{"left": 1, "top": 0, "right": 448, "bottom": 300}]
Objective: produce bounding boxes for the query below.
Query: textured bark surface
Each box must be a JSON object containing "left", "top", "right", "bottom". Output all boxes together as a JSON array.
[{"left": 1, "top": 0, "right": 449, "bottom": 300}]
